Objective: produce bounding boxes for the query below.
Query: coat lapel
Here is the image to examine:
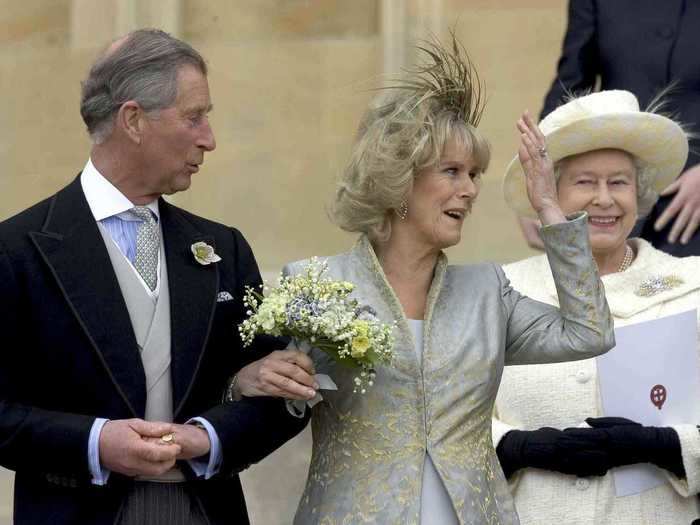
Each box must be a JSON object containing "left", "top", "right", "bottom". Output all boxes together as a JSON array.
[
  {"left": 29, "top": 177, "right": 145, "bottom": 417},
  {"left": 159, "top": 200, "right": 219, "bottom": 419}
]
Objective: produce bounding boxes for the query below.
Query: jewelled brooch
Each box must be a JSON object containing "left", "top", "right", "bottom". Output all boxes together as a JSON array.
[{"left": 634, "top": 275, "right": 684, "bottom": 297}]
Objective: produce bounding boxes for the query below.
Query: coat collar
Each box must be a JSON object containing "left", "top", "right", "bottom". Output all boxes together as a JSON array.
[
  {"left": 29, "top": 177, "right": 218, "bottom": 419},
  {"left": 349, "top": 235, "right": 448, "bottom": 375},
  {"left": 29, "top": 177, "right": 146, "bottom": 416},
  {"left": 532, "top": 238, "right": 700, "bottom": 319}
]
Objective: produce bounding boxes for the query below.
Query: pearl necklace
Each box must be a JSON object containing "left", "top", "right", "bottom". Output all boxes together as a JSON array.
[{"left": 617, "top": 244, "right": 634, "bottom": 273}]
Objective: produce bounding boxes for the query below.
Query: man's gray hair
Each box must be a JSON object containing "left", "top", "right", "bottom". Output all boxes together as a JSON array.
[{"left": 80, "top": 28, "right": 207, "bottom": 144}]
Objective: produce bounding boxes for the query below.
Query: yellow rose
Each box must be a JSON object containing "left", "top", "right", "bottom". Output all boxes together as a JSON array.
[
  {"left": 350, "top": 335, "right": 370, "bottom": 358},
  {"left": 353, "top": 320, "right": 369, "bottom": 337}
]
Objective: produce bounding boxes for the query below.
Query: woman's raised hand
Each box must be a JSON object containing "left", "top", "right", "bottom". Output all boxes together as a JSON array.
[{"left": 517, "top": 111, "right": 566, "bottom": 225}]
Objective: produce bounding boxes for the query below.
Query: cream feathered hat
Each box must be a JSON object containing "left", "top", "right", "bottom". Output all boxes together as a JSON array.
[{"left": 503, "top": 90, "right": 688, "bottom": 217}]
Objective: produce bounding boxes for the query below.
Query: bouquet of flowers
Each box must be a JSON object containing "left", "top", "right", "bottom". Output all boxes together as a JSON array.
[{"left": 238, "top": 258, "right": 394, "bottom": 393}]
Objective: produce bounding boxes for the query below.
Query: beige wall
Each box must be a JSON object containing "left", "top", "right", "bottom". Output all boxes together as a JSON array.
[
  {"left": 0, "top": 0, "right": 567, "bottom": 271},
  {"left": 0, "top": 1, "right": 567, "bottom": 524}
]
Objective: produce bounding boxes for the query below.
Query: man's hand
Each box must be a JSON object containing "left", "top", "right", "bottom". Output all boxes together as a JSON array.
[
  {"left": 99, "top": 419, "right": 181, "bottom": 477},
  {"left": 144, "top": 423, "right": 212, "bottom": 461},
  {"left": 655, "top": 164, "right": 700, "bottom": 244},
  {"left": 236, "top": 349, "right": 318, "bottom": 400}
]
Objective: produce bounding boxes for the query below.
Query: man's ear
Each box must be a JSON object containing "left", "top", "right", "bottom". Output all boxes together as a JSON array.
[{"left": 116, "top": 101, "right": 145, "bottom": 145}]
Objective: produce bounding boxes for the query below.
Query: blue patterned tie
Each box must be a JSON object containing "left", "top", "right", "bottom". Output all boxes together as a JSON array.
[{"left": 130, "top": 206, "right": 159, "bottom": 291}]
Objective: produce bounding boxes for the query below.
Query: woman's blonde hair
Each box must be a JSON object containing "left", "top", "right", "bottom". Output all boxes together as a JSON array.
[{"left": 331, "top": 35, "right": 491, "bottom": 241}]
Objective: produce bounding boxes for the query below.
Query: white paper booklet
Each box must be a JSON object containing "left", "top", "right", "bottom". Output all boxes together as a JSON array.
[{"left": 596, "top": 309, "right": 700, "bottom": 496}]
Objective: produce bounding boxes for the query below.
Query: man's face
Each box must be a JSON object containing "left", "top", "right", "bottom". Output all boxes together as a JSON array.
[{"left": 139, "top": 64, "right": 216, "bottom": 197}]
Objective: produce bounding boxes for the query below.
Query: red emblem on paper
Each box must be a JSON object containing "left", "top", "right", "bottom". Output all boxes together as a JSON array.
[{"left": 650, "top": 384, "right": 667, "bottom": 410}]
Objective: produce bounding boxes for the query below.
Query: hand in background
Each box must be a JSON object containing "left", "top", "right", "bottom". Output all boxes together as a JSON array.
[
  {"left": 517, "top": 215, "right": 544, "bottom": 250},
  {"left": 99, "top": 419, "right": 181, "bottom": 477},
  {"left": 655, "top": 164, "right": 700, "bottom": 244},
  {"left": 236, "top": 348, "right": 318, "bottom": 400}
]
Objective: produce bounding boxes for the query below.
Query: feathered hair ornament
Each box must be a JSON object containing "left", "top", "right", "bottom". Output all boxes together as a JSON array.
[
  {"left": 384, "top": 30, "right": 486, "bottom": 128},
  {"left": 331, "top": 31, "right": 490, "bottom": 241}
]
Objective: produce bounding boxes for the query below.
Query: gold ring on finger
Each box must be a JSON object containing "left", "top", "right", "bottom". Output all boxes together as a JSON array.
[
  {"left": 537, "top": 146, "right": 548, "bottom": 158},
  {"left": 161, "top": 433, "right": 175, "bottom": 444}
]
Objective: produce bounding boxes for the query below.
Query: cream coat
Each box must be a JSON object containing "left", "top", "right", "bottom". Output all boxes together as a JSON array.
[
  {"left": 287, "top": 214, "right": 614, "bottom": 525},
  {"left": 494, "top": 238, "right": 700, "bottom": 525}
]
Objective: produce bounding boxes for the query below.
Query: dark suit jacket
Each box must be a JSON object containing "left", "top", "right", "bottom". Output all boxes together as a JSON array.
[
  {"left": 0, "top": 177, "right": 307, "bottom": 525},
  {"left": 541, "top": 0, "right": 700, "bottom": 256}
]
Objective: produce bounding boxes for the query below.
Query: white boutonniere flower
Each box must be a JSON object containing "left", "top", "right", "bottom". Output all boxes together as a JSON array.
[{"left": 191, "top": 242, "right": 222, "bottom": 265}]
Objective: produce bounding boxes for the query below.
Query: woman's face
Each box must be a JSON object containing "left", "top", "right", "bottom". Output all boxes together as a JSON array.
[
  {"left": 404, "top": 137, "right": 481, "bottom": 250},
  {"left": 556, "top": 149, "right": 638, "bottom": 255}
]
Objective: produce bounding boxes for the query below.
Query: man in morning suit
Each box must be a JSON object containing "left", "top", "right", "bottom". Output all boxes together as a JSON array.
[{"left": 0, "top": 29, "right": 317, "bottom": 525}]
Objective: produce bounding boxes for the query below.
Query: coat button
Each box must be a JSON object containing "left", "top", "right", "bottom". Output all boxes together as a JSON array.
[
  {"left": 575, "top": 370, "right": 591, "bottom": 383},
  {"left": 575, "top": 478, "right": 590, "bottom": 490}
]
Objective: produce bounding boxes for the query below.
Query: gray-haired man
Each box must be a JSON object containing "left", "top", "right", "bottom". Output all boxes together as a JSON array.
[{"left": 0, "top": 28, "right": 313, "bottom": 525}]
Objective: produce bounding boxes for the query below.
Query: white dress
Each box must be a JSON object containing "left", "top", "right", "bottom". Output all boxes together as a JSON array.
[{"left": 408, "top": 319, "right": 459, "bottom": 525}]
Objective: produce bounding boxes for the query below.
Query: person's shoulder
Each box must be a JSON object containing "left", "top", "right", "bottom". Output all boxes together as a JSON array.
[
  {"left": 446, "top": 261, "right": 504, "bottom": 285},
  {"left": 636, "top": 239, "right": 700, "bottom": 284},
  {"left": 163, "top": 203, "right": 235, "bottom": 235},
  {"left": 502, "top": 253, "right": 548, "bottom": 279},
  {"left": 283, "top": 252, "right": 349, "bottom": 277},
  {"left": 446, "top": 255, "right": 550, "bottom": 294},
  {"left": 0, "top": 194, "right": 56, "bottom": 244},
  {"left": 161, "top": 201, "right": 252, "bottom": 251}
]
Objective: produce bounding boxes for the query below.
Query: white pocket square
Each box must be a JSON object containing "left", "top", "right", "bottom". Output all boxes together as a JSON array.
[{"left": 216, "top": 291, "right": 234, "bottom": 302}]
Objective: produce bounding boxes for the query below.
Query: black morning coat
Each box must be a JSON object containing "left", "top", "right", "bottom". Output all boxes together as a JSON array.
[{"left": 0, "top": 176, "right": 307, "bottom": 525}]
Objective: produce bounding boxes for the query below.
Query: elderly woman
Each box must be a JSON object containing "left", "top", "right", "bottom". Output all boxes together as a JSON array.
[
  {"left": 234, "top": 39, "right": 614, "bottom": 524},
  {"left": 495, "top": 90, "right": 700, "bottom": 524}
]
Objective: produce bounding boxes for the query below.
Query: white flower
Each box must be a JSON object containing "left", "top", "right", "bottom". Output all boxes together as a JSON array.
[{"left": 191, "top": 242, "right": 222, "bottom": 265}]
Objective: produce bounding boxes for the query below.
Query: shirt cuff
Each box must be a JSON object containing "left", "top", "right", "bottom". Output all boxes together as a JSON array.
[
  {"left": 88, "top": 418, "right": 111, "bottom": 486},
  {"left": 186, "top": 417, "right": 222, "bottom": 479}
]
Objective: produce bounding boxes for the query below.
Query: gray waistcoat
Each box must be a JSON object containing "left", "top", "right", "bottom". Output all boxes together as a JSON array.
[
  {"left": 100, "top": 226, "right": 173, "bottom": 421},
  {"left": 99, "top": 226, "right": 184, "bottom": 482},
  {"left": 99, "top": 224, "right": 174, "bottom": 423}
]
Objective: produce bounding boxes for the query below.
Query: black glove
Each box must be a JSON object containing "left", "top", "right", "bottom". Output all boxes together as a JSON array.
[
  {"left": 496, "top": 426, "right": 613, "bottom": 479},
  {"left": 585, "top": 417, "right": 685, "bottom": 478}
]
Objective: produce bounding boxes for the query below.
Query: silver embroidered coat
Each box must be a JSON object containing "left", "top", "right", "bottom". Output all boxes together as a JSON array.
[{"left": 286, "top": 213, "right": 614, "bottom": 525}]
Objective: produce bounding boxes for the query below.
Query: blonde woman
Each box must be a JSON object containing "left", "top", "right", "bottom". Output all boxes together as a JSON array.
[
  {"left": 495, "top": 90, "right": 700, "bottom": 524},
  {"left": 234, "top": 38, "right": 615, "bottom": 524}
]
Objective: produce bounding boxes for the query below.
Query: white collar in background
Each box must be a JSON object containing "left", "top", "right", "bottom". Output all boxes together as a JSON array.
[{"left": 80, "top": 158, "right": 160, "bottom": 222}]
